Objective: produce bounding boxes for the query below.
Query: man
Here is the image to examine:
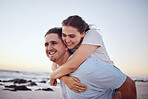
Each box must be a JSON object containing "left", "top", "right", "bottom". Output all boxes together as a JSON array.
[{"left": 44, "top": 27, "right": 137, "bottom": 99}]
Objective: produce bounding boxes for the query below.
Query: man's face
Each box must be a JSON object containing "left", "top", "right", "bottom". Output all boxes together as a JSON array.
[{"left": 44, "top": 33, "right": 67, "bottom": 63}]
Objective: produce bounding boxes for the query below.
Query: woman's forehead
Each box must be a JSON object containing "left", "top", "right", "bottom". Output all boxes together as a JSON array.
[{"left": 62, "top": 27, "right": 80, "bottom": 35}]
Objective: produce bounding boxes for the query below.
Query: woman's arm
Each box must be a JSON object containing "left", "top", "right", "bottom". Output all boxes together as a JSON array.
[
  {"left": 50, "top": 44, "right": 99, "bottom": 80},
  {"left": 50, "top": 63, "right": 87, "bottom": 93},
  {"left": 51, "top": 63, "right": 58, "bottom": 71},
  {"left": 50, "top": 63, "right": 58, "bottom": 86}
]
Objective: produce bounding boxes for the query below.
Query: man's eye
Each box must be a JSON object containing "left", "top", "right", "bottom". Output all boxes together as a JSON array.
[
  {"left": 52, "top": 43, "right": 56, "bottom": 44},
  {"left": 69, "top": 35, "right": 75, "bottom": 38},
  {"left": 44, "top": 43, "right": 48, "bottom": 46},
  {"left": 52, "top": 42, "right": 57, "bottom": 44}
]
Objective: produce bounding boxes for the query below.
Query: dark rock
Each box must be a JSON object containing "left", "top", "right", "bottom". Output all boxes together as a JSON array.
[
  {"left": 15, "top": 85, "right": 31, "bottom": 91},
  {"left": 28, "top": 80, "right": 32, "bottom": 82},
  {"left": 3, "top": 88, "right": 10, "bottom": 90},
  {"left": 5, "top": 85, "right": 31, "bottom": 91},
  {"left": 134, "top": 80, "right": 148, "bottom": 82},
  {"left": 1, "top": 80, "right": 9, "bottom": 82},
  {"left": 36, "top": 88, "right": 54, "bottom": 91},
  {"left": 42, "top": 88, "right": 53, "bottom": 91},
  {"left": 13, "top": 79, "right": 27, "bottom": 84},
  {"left": 5, "top": 85, "right": 17, "bottom": 88},
  {"left": 1, "top": 78, "right": 27, "bottom": 84},
  {"left": 28, "top": 82, "right": 37, "bottom": 86},
  {"left": 39, "top": 81, "right": 46, "bottom": 83},
  {"left": 9, "top": 88, "right": 17, "bottom": 91}
]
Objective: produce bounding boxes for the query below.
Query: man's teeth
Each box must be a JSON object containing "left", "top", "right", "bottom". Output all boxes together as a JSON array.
[{"left": 49, "top": 52, "right": 55, "bottom": 55}]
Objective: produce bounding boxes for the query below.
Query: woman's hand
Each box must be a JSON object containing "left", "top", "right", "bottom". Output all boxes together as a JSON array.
[
  {"left": 50, "top": 78, "right": 57, "bottom": 86},
  {"left": 60, "top": 76, "right": 87, "bottom": 93},
  {"left": 50, "top": 73, "right": 57, "bottom": 86}
]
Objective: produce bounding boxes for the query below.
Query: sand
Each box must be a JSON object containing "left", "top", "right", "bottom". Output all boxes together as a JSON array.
[
  {"left": 136, "top": 82, "right": 148, "bottom": 99},
  {"left": 0, "top": 87, "right": 63, "bottom": 99},
  {"left": 0, "top": 82, "right": 148, "bottom": 99}
]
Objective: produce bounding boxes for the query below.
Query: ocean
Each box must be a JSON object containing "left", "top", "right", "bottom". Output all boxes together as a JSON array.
[
  {"left": 0, "top": 69, "right": 60, "bottom": 91},
  {"left": 0, "top": 69, "right": 148, "bottom": 91}
]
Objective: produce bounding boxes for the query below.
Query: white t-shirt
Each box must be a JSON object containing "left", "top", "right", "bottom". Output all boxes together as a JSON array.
[{"left": 82, "top": 29, "right": 114, "bottom": 65}]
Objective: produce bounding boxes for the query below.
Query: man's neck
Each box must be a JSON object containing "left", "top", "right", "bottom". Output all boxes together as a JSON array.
[{"left": 56, "top": 51, "right": 71, "bottom": 66}]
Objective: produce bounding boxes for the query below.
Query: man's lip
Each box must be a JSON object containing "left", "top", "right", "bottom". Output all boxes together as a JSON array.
[{"left": 48, "top": 51, "right": 57, "bottom": 56}]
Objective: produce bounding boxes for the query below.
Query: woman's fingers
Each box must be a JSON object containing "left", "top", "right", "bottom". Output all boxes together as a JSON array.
[
  {"left": 71, "top": 77, "right": 87, "bottom": 93},
  {"left": 53, "top": 80, "right": 57, "bottom": 86},
  {"left": 61, "top": 76, "right": 87, "bottom": 93},
  {"left": 76, "top": 86, "right": 86, "bottom": 92},
  {"left": 73, "top": 89, "right": 81, "bottom": 93},
  {"left": 50, "top": 79, "right": 57, "bottom": 86},
  {"left": 73, "top": 77, "right": 80, "bottom": 83},
  {"left": 76, "top": 82, "right": 87, "bottom": 88},
  {"left": 73, "top": 82, "right": 87, "bottom": 93},
  {"left": 73, "top": 85, "right": 86, "bottom": 93}
]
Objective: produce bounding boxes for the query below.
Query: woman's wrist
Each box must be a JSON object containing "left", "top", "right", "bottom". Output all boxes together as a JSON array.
[
  {"left": 50, "top": 72, "right": 57, "bottom": 80},
  {"left": 59, "top": 76, "right": 67, "bottom": 82}
]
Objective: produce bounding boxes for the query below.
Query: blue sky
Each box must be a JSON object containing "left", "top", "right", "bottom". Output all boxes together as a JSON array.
[{"left": 0, "top": 0, "right": 148, "bottom": 77}]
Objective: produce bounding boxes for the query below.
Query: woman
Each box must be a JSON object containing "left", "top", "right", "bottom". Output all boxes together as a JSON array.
[
  {"left": 50, "top": 15, "right": 121, "bottom": 98},
  {"left": 50, "top": 15, "right": 113, "bottom": 82}
]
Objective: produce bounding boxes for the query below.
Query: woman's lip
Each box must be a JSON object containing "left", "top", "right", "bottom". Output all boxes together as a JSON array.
[{"left": 66, "top": 42, "right": 73, "bottom": 46}]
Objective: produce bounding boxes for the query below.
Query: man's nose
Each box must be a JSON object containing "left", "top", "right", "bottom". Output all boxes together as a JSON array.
[{"left": 47, "top": 44, "right": 53, "bottom": 50}]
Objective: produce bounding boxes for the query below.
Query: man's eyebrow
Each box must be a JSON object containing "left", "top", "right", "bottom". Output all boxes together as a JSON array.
[
  {"left": 50, "top": 41, "right": 58, "bottom": 43},
  {"left": 50, "top": 40, "right": 57, "bottom": 42}
]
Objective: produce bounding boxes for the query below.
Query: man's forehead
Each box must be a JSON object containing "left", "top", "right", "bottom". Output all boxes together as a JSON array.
[{"left": 45, "top": 33, "right": 61, "bottom": 42}]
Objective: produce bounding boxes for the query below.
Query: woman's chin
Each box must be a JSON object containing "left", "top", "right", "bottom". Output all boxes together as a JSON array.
[{"left": 68, "top": 46, "right": 74, "bottom": 49}]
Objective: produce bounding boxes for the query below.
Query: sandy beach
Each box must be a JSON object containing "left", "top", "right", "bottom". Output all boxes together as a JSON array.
[
  {"left": 0, "top": 87, "right": 64, "bottom": 99},
  {"left": 0, "top": 82, "right": 147, "bottom": 99},
  {"left": 136, "top": 82, "right": 148, "bottom": 99}
]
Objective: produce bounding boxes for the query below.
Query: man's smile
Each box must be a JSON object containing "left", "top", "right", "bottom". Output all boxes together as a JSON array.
[{"left": 48, "top": 50, "right": 57, "bottom": 56}]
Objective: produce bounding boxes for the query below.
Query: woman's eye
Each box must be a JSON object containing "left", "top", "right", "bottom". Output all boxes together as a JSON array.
[
  {"left": 62, "top": 33, "right": 66, "bottom": 37},
  {"left": 69, "top": 35, "right": 75, "bottom": 38}
]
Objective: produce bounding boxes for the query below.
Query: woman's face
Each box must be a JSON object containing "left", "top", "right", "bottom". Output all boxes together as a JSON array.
[{"left": 62, "top": 26, "right": 85, "bottom": 49}]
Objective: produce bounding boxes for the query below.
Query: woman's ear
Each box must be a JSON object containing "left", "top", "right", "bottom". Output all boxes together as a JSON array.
[{"left": 81, "top": 31, "right": 85, "bottom": 37}]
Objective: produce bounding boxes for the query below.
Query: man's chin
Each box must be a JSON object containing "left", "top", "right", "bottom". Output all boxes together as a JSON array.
[
  {"left": 50, "top": 59, "right": 56, "bottom": 62},
  {"left": 49, "top": 57, "right": 56, "bottom": 62}
]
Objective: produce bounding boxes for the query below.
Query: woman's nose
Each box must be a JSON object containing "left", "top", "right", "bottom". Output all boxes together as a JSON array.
[{"left": 65, "top": 37, "right": 70, "bottom": 43}]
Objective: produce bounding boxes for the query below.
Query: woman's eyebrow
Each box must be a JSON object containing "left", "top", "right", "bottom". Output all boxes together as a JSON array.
[
  {"left": 62, "top": 33, "right": 75, "bottom": 35},
  {"left": 69, "top": 34, "right": 75, "bottom": 35}
]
